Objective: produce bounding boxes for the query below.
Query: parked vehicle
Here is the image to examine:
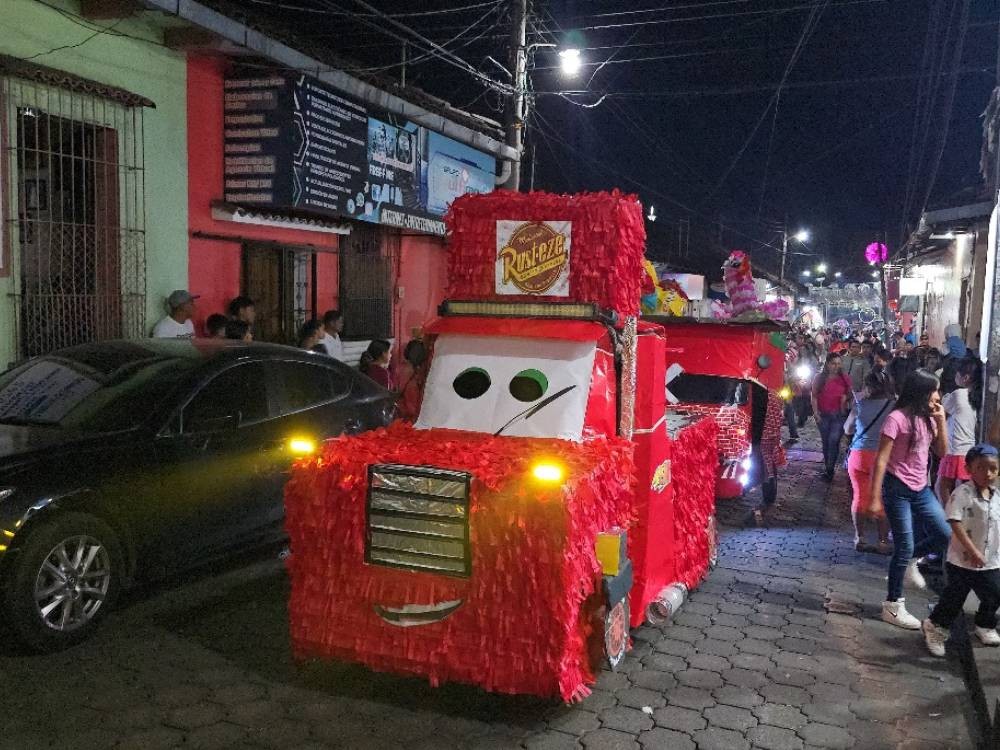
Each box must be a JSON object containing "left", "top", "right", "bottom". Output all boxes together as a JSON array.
[{"left": 0, "top": 339, "right": 395, "bottom": 651}]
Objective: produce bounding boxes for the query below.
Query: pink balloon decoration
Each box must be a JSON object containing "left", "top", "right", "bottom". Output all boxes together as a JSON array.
[{"left": 865, "top": 242, "right": 888, "bottom": 264}]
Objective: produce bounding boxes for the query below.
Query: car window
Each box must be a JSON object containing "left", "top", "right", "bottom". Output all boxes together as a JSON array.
[
  {"left": 668, "top": 374, "right": 749, "bottom": 406},
  {"left": 273, "top": 361, "right": 351, "bottom": 415},
  {"left": 183, "top": 363, "right": 269, "bottom": 432}
]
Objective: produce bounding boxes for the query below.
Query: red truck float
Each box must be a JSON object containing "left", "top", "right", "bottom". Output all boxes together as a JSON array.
[
  {"left": 649, "top": 317, "right": 788, "bottom": 505},
  {"left": 284, "top": 191, "right": 718, "bottom": 702}
]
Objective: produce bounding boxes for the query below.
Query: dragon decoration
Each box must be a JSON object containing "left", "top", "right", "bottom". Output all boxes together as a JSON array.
[{"left": 711, "top": 250, "right": 790, "bottom": 322}]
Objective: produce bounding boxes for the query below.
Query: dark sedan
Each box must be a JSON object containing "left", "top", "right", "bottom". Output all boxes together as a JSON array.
[{"left": 0, "top": 339, "right": 395, "bottom": 651}]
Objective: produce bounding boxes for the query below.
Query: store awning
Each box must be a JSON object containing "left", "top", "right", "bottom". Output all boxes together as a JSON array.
[{"left": 211, "top": 202, "right": 352, "bottom": 235}]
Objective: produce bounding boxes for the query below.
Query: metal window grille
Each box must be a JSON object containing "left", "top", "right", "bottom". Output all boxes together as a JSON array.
[
  {"left": 340, "top": 223, "right": 395, "bottom": 340},
  {"left": 1, "top": 75, "right": 146, "bottom": 361}
]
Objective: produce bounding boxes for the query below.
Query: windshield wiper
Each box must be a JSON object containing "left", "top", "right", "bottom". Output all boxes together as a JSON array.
[
  {"left": 0, "top": 417, "right": 59, "bottom": 427},
  {"left": 494, "top": 385, "right": 577, "bottom": 437}
]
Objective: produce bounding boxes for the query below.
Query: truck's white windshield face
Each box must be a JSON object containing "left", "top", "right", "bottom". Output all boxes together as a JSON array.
[{"left": 415, "top": 334, "right": 597, "bottom": 441}]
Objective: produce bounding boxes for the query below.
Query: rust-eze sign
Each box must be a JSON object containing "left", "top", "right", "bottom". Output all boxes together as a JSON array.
[{"left": 495, "top": 220, "right": 572, "bottom": 296}]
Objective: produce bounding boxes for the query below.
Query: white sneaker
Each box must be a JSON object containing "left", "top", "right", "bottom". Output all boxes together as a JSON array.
[
  {"left": 882, "top": 599, "right": 921, "bottom": 630},
  {"left": 922, "top": 619, "right": 948, "bottom": 656},
  {"left": 903, "top": 560, "right": 927, "bottom": 590},
  {"left": 975, "top": 627, "right": 1000, "bottom": 646}
]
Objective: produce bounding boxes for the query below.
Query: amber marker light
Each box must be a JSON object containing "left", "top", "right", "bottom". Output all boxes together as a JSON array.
[
  {"left": 532, "top": 461, "right": 565, "bottom": 483},
  {"left": 288, "top": 437, "right": 317, "bottom": 456},
  {"left": 779, "top": 386, "right": 792, "bottom": 401}
]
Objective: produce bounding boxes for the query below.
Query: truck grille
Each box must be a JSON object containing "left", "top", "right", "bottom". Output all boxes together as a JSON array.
[{"left": 366, "top": 464, "right": 471, "bottom": 577}]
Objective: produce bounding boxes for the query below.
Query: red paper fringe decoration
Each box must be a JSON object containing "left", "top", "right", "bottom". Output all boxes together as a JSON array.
[
  {"left": 444, "top": 190, "right": 647, "bottom": 322},
  {"left": 669, "top": 417, "right": 719, "bottom": 589},
  {"left": 285, "top": 422, "right": 635, "bottom": 701}
]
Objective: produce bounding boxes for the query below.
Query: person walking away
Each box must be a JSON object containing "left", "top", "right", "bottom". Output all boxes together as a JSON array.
[
  {"left": 152, "top": 290, "right": 198, "bottom": 338},
  {"left": 298, "top": 320, "right": 326, "bottom": 353},
  {"left": 318, "top": 310, "right": 345, "bottom": 360},
  {"left": 869, "top": 369, "right": 951, "bottom": 629},
  {"left": 844, "top": 339, "right": 872, "bottom": 398},
  {"left": 939, "top": 323, "right": 969, "bottom": 396},
  {"left": 847, "top": 371, "right": 894, "bottom": 553},
  {"left": 360, "top": 340, "right": 394, "bottom": 390},
  {"left": 205, "top": 313, "right": 227, "bottom": 339},
  {"left": 225, "top": 319, "right": 253, "bottom": 342},
  {"left": 812, "top": 352, "right": 852, "bottom": 480},
  {"left": 922, "top": 445, "right": 1000, "bottom": 655},
  {"left": 936, "top": 361, "right": 979, "bottom": 505}
]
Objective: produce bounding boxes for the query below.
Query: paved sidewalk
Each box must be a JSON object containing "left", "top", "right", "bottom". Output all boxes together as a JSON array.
[{"left": 0, "top": 423, "right": 989, "bottom": 749}]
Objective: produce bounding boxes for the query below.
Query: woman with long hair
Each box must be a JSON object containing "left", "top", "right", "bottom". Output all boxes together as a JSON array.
[
  {"left": 847, "top": 370, "right": 894, "bottom": 553},
  {"left": 811, "top": 352, "right": 852, "bottom": 480},
  {"left": 360, "top": 339, "right": 394, "bottom": 390},
  {"left": 869, "top": 369, "right": 951, "bottom": 629}
]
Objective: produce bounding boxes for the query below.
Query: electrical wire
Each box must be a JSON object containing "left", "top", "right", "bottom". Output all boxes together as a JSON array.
[
  {"left": 703, "top": 0, "right": 829, "bottom": 203},
  {"left": 246, "top": 0, "right": 502, "bottom": 17}
]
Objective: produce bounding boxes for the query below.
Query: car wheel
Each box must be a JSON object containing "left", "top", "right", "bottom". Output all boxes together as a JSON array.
[{"left": 3, "top": 513, "right": 122, "bottom": 652}]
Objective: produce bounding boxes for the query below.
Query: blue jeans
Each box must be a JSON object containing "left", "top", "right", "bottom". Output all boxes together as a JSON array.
[
  {"left": 882, "top": 472, "right": 951, "bottom": 601},
  {"left": 817, "top": 412, "right": 843, "bottom": 473}
]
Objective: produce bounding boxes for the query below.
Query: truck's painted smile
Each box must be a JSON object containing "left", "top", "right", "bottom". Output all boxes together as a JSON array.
[{"left": 373, "top": 599, "right": 463, "bottom": 627}]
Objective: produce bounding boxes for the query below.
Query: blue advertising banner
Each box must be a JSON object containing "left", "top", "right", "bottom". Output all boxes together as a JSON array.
[{"left": 224, "top": 73, "right": 496, "bottom": 235}]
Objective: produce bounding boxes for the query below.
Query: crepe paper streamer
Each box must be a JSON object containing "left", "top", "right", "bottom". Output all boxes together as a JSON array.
[
  {"left": 865, "top": 242, "right": 888, "bottom": 265},
  {"left": 285, "top": 422, "right": 635, "bottom": 701},
  {"left": 669, "top": 417, "right": 719, "bottom": 588},
  {"left": 445, "top": 190, "right": 647, "bottom": 324}
]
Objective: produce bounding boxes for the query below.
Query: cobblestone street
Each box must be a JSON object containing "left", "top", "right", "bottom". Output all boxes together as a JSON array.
[{"left": 0, "top": 423, "right": 993, "bottom": 749}]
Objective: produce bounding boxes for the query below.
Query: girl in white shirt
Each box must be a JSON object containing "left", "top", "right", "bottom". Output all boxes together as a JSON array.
[{"left": 936, "top": 362, "right": 979, "bottom": 505}]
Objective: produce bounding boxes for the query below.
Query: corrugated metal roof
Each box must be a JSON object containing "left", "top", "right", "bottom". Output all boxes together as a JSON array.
[{"left": 0, "top": 54, "right": 156, "bottom": 108}]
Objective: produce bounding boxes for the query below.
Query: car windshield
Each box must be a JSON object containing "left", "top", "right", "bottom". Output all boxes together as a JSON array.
[
  {"left": 0, "top": 348, "right": 200, "bottom": 432},
  {"left": 669, "top": 374, "right": 749, "bottom": 406}
]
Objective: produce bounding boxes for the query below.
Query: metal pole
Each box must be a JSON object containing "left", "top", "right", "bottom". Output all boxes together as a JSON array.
[
  {"left": 780, "top": 221, "right": 788, "bottom": 285},
  {"left": 502, "top": 0, "right": 528, "bottom": 191},
  {"left": 401, "top": 42, "right": 407, "bottom": 87}
]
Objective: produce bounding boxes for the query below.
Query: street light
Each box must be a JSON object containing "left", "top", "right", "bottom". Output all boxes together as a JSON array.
[
  {"left": 816, "top": 263, "right": 828, "bottom": 274},
  {"left": 646, "top": 205, "right": 657, "bottom": 222},
  {"left": 794, "top": 229, "right": 810, "bottom": 243},
  {"left": 559, "top": 48, "right": 582, "bottom": 76},
  {"left": 802, "top": 269, "right": 811, "bottom": 277},
  {"left": 834, "top": 271, "right": 842, "bottom": 278},
  {"left": 871, "top": 270, "right": 880, "bottom": 278},
  {"left": 781, "top": 226, "right": 810, "bottom": 284}
]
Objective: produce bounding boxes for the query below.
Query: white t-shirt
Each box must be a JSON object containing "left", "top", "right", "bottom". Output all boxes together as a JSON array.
[
  {"left": 946, "top": 481, "right": 1000, "bottom": 570},
  {"left": 151, "top": 317, "right": 195, "bottom": 339},
  {"left": 317, "top": 332, "right": 344, "bottom": 360},
  {"left": 943, "top": 388, "right": 977, "bottom": 457}
]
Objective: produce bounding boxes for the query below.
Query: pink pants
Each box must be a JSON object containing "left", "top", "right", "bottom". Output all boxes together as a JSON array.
[{"left": 847, "top": 448, "right": 877, "bottom": 515}]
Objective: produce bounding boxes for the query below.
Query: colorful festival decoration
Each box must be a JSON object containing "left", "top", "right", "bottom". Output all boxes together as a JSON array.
[
  {"left": 712, "top": 250, "right": 790, "bottom": 321},
  {"left": 641, "top": 260, "right": 689, "bottom": 316},
  {"left": 284, "top": 190, "right": 720, "bottom": 703},
  {"left": 865, "top": 242, "right": 889, "bottom": 265}
]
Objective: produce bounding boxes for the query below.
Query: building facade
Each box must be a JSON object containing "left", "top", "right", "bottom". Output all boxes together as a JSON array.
[{"left": 1, "top": 0, "right": 189, "bottom": 370}]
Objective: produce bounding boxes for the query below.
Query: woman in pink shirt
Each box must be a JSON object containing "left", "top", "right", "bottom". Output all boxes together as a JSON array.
[
  {"left": 868, "top": 369, "right": 951, "bottom": 630},
  {"left": 811, "top": 352, "right": 852, "bottom": 480}
]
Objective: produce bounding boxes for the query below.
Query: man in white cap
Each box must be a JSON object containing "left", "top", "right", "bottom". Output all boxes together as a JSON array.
[{"left": 152, "top": 290, "right": 199, "bottom": 338}]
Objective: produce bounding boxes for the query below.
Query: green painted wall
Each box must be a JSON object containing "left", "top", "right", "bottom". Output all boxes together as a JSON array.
[{"left": 1, "top": 0, "right": 188, "bottom": 367}]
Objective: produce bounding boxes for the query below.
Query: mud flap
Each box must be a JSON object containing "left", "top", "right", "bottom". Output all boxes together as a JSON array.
[{"left": 602, "top": 558, "right": 633, "bottom": 670}]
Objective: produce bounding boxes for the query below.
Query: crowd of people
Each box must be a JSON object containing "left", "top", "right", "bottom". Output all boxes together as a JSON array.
[
  {"left": 150, "top": 289, "right": 395, "bottom": 389},
  {"left": 784, "top": 322, "right": 1000, "bottom": 657}
]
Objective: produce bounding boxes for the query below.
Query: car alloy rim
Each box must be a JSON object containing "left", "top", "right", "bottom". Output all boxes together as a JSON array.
[{"left": 33, "top": 535, "right": 111, "bottom": 632}]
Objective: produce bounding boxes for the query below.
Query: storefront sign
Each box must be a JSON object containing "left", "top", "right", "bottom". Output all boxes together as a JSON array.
[
  {"left": 495, "top": 221, "right": 572, "bottom": 296},
  {"left": 223, "top": 74, "right": 496, "bottom": 235}
]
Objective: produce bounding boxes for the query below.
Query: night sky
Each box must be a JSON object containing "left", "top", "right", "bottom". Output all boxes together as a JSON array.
[{"left": 236, "top": 0, "right": 998, "bottom": 282}]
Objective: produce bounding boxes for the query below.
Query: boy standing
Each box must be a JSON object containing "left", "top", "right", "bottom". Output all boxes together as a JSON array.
[{"left": 923, "top": 444, "right": 1000, "bottom": 655}]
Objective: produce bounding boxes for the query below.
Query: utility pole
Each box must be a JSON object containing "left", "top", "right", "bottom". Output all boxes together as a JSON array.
[
  {"left": 780, "top": 218, "right": 788, "bottom": 286},
  {"left": 400, "top": 42, "right": 407, "bottom": 87},
  {"left": 502, "top": 0, "right": 528, "bottom": 191}
]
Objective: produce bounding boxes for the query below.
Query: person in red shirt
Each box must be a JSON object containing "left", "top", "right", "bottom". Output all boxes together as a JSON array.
[
  {"left": 812, "top": 352, "right": 852, "bottom": 480},
  {"left": 360, "top": 339, "right": 395, "bottom": 391}
]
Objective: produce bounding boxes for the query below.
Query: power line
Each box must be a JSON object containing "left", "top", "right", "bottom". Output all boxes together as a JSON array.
[{"left": 245, "top": 0, "right": 504, "bottom": 17}]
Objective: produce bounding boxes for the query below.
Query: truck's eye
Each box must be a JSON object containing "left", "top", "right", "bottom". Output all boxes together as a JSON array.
[
  {"left": 453, "top": 367, "right": 491, "bottom": 399},
  {"left": 510, "top": 369, "right": 549, "bottom": 402}
]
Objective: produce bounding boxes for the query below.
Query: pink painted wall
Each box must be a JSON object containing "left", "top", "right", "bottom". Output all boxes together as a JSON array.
[{"left": 187, "top": 56, "right": 339, "bottom": 334}]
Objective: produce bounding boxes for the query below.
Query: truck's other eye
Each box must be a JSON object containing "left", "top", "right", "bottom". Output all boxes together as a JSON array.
[
  {"left": 453, "top": 368, "right": 491, "bottom": 399},
  {"left": 510, "top": 369, "right": 549, "bottom": 402}
]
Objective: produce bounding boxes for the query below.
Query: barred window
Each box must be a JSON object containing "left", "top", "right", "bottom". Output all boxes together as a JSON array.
[
  {"left": 2, "top": 74, "right": 147, "bottom": 361},
  {"left": 340, "top": 223, "right": 395, "bottom": 340}
]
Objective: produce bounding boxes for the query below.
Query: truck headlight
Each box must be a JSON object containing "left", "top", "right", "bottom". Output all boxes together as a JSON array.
[
  {"left": 531, "top": 462, "right": 565, "bottom": 483},
  {"left": 795, "top": 364, "right": 812, "bottom": 380}
]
